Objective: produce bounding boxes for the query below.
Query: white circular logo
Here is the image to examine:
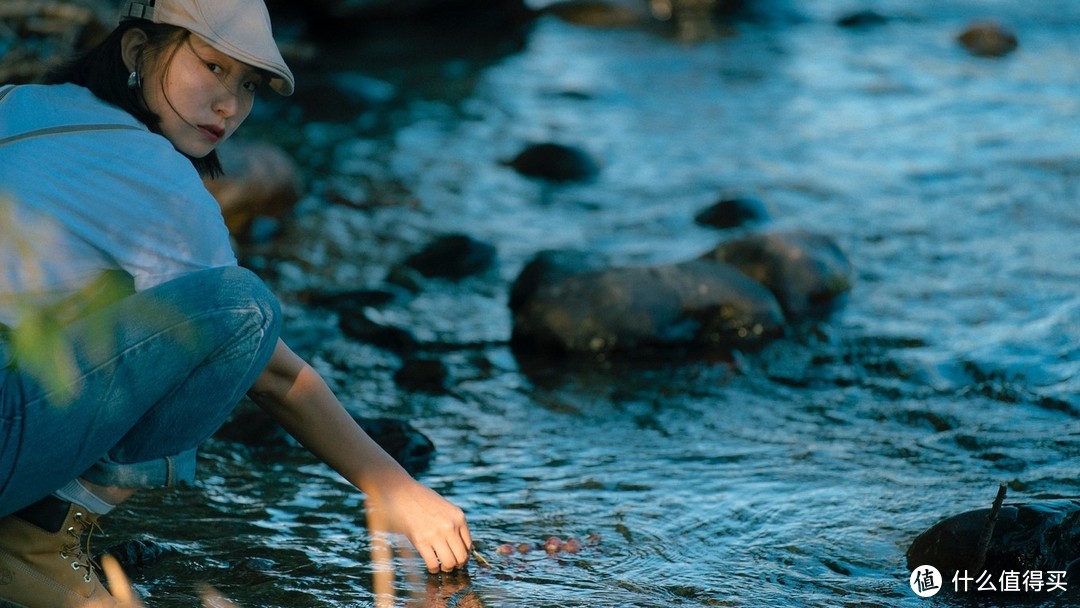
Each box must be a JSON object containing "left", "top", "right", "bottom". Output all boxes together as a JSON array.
[{"left": 910, "top": 565, "right": 943, "bottom": 597}]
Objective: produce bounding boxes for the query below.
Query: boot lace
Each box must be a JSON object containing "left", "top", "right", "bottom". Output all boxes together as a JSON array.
[{"left": 58, "top": 510, "right": 103, "bottom": 584}]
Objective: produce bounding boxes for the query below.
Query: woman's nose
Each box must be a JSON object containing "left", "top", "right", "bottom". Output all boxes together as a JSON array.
[{"left": 213, "top": 89, "right": 239, "bottom": 117}]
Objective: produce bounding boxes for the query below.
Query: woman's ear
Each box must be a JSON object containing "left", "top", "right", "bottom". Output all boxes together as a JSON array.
[{"left": 120, "top": 28, "right": 149, "bottom": 73}]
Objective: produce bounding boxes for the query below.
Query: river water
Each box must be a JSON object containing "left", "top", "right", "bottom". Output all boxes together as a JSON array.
[{"left": 107, "top": 1, "right": 1080, "bottom": 606}]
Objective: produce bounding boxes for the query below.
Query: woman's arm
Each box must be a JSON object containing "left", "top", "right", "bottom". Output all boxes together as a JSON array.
[{"left": 247, "top": 338, "right": 472, "bottom": 572}]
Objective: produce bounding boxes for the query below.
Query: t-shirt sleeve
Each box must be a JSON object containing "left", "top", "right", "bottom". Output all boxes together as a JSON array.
[
  {"left": 82, "top": 131, "right": 238, "bottom": 291},
  {"left": 14, "top": 127, "right": 237, "bottom": 292}
]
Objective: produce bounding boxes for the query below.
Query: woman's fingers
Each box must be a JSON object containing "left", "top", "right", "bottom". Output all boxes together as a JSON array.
[
  {"left": 417, "top": 534, "right": 472, "bottom": 573},
  {"left": 438, "top": 537, "right": 471, "bottom": 572},
  {"left": 417, "top": 543, "right": 442, "bottom": 573}
]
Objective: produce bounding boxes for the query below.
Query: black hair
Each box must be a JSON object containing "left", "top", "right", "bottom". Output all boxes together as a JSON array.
[{"left": 44, "top": 20, "right": 224, "bottom": 178}]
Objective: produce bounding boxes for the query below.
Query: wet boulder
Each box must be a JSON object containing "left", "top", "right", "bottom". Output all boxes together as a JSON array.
[
  {"left": 338, "top": 308, "right": 420, "bottom": 354},
  {"left": 957, "top": 21, "right": 1018, "bottom": 58},
  {"left": 694, "top": 196, "right": 769, "bottom": 229},
  {"left": 504, "top": 142, "right": 600, "bottom": 182},
  {"left": 700, "top": 230, "right": 854, "bottom": 321},
  {"left": 394, "top": 356, "right": 450, "bottom": 394},
  {"left": 510, "top": 255, "right": 785, "bottom": 357},
  {"left": 509, "top": 249, "right": 609, "bottom": 312},
  {"left": 204, "top": 139, "right": 303, "bottom": 241},
  {"left": 907, "top": 499, "right": 1080, "bottom": 591},
  {"left": 402, "top": 233, "right": 498, "bottom": 280}
]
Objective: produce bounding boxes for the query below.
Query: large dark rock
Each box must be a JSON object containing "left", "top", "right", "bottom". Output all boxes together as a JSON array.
[
  {"left": 907, "top": 499, "right": 1080, "bottom": 594},
  {"left": 510, "top": 256, "right": 785, "bottom": 357},
  {"left": 509, "top": 249, "right": 608, "bottom": 312},
  {"left": 700, "top": 230, "right": 854, "bottom": 320}
]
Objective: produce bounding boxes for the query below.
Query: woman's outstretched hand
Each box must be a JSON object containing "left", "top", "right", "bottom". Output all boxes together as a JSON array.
[
  {"left": 365, "top": 478, "right": 473, "bottom": 573},
  {"left": 250, "top": 340, "right": 473, "bottom": 572}
]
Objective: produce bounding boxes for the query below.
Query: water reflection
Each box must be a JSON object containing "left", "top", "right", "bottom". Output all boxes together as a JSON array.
[{"left": 367, "top": 496, "right": 485, "bottom": 608}]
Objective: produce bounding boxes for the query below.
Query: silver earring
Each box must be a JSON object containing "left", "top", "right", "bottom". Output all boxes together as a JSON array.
[{"left": 127, "top": 71, "right": 141, "bottom": 90}]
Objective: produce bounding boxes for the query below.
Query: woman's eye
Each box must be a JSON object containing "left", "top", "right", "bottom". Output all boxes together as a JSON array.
[
  {"left": 243, "top": 81, "right": 260, "bottom": 93},
  {"left": 206, "top": 63, "right": 223, "bottom": 74}
]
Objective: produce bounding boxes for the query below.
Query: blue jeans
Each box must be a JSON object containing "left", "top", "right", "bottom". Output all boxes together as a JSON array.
[{"left": 0, "top": 266, "right": 281, "bottom": 516}]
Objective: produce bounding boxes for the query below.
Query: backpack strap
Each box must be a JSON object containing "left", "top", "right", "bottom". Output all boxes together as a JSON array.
[
  {"left": 0, "top": 85, "right": 145, "bottom": 148},
  {"left": 0, "top": 124, "right": 146, "bottom": 148}
]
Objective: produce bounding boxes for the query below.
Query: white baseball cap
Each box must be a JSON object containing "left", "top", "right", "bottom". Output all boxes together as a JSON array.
[{"left": 120, "top": 0, "right": 295, "bottom": 96}]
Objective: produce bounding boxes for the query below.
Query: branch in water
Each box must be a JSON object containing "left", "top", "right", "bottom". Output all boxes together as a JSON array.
[{"left": 972, "top": 483, "right": 1008, "bottom": 573}]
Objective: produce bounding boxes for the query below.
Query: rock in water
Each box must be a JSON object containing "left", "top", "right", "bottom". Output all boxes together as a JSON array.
[
  {"left": 95, "top": 539, "right": 174, "bottom": 571},
  {"left": 693, "top": 196, "right": 769, "bottom": 229},
  {"left": 402, "top": 233, "right": 497, "bottom": 280},
  {"left": 203, "top": 139, "right": 303, "bottom": 240},
  {"left": 701, "top": 230, "right": 854, "bottom": 320},
  {"left": 505, "top": 143, "right": 600, "bottom": 182},
  {"left": 957, "top": 21, "right": 1018, "bottom": 58},
  {"left": 907, "top": 499, "right": 1080, "bottom": 593},
  {"left": 510, "top": 257, "right": 785, "bottom": 356},
  {"left": 354, "top": 417, "right": 436, "bottom": 474},
  {"left": 216, "top": 402, "right": 436, "bottom": 474}
]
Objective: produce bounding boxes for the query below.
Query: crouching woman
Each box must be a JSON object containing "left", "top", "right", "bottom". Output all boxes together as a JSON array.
[{"left": 0, "top": 1, "right": 472, "bottom": 606}]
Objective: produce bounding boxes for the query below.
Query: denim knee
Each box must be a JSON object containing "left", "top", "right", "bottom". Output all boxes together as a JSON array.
[
  {"left": 73, "top": 266, "right": 282, "bottom": 490},
  {"left": 211, "top": 265, "right": 282, "bottom": 347}
]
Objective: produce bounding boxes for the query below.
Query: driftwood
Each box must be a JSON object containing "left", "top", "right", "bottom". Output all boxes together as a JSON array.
[{"left": 971, "top": 483, "right": 1008, "bottom": 574}]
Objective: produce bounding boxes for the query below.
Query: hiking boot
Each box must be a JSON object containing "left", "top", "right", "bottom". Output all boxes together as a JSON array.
[{"left": 0, "top": 496, "right": 116, "bottom": 608}]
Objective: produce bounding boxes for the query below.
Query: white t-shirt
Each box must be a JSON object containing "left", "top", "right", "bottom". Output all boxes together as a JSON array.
[{"left": 0, "top": 83, "right": 237, "bottom": 327}]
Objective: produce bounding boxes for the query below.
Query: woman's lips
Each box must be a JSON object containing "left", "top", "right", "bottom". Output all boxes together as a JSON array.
[{"left": 198, "top": 125, "right": 224, "bottom": 142}]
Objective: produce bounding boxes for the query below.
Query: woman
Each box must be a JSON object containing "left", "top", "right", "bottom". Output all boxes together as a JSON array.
[{"left": 0, "top": 1, "right": 472, "bottom": 606}]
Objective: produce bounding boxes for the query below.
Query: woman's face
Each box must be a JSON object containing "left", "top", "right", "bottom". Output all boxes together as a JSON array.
[{"left": 141, "top": 35, "right": 263, "bottom": 158}]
